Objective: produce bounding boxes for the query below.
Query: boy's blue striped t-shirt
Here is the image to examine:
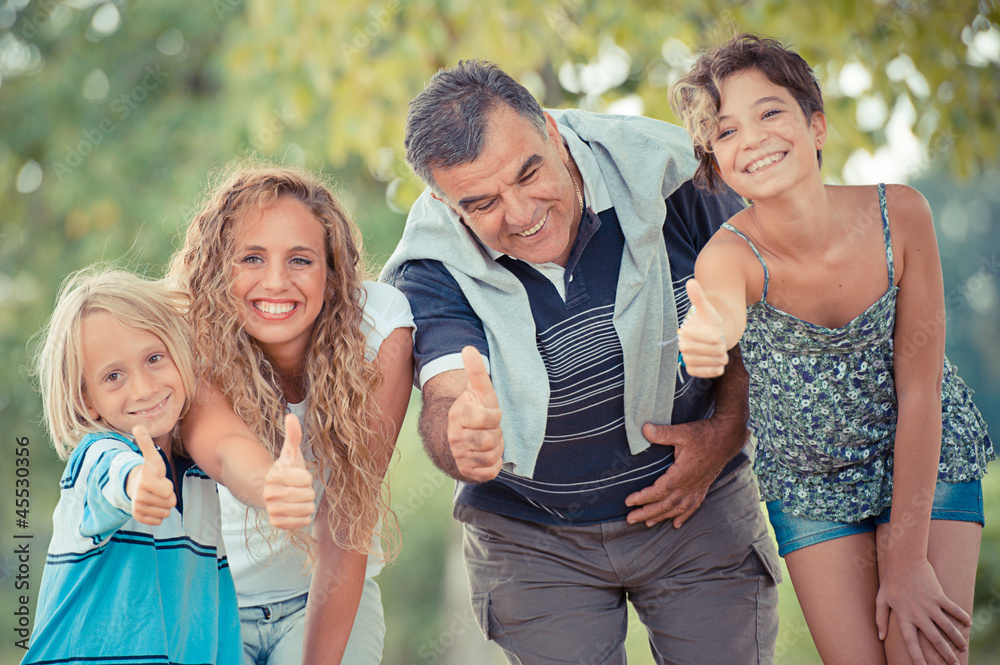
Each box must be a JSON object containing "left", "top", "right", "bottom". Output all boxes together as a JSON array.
[{"left": 22, "top": 430, "right": 241, "bottom": 665}]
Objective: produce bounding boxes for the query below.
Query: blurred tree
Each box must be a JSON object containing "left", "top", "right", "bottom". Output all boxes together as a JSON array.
[
  {"left": 914, "top": 164, "right": 1000, "bottom": 662},
  {"left": 1, "top": 1, "right": 997, "bottom": 664},
  {"left": 223, "top": 0, "right": 1000, "bottom": 208}
]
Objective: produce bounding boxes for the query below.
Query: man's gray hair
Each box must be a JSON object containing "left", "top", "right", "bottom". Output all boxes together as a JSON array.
[{"left": 404, "top": 59, "right": 547, "bottom": 193}]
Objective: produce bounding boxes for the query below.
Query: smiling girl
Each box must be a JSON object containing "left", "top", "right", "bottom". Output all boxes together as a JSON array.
[
  {"left": 169, "top": 164, "right": 414, "bottom": 665},
  {"left": 670, "top": 34, "right": 993, "bottom": 665}
]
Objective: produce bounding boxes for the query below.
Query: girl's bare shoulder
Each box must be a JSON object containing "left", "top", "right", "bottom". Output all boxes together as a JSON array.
[
  {"left": 706, "top": 206, "right": 752, "bottom": 240},
  {"left": 702, "top": 207, "right": 758, "bottom": 257},
  {"left": 826, "top": 183, "right": 932, "bottom": 242},
  {"left": 882, "top": 183, "right": 932, "bottom": 223},
  {"left": 828, "top": 183, "right": 930, "bottom": 224},
  {"left": 698, "top": 207, "right": 767, "bottom": 300}
]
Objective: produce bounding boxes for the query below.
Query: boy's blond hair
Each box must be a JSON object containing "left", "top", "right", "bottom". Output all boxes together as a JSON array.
[{"left": 32, "top": 267, "right": 196, "bottom": 459}]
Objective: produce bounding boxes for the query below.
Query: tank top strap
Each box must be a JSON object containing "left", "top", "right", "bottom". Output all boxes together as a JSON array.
[
  {"left": 721, "top": 222, "right": 769, "bottom": 302},
  {"left": 877, "top": 183, "right": 895, "bottom": 287}
]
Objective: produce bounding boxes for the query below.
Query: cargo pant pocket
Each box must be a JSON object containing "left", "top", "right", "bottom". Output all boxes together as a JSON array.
[
  {"left": 750, "top": 536, "right": 782, "bottom": 585},
  {"left": 470, "top": 591, "right": 494, "bottom": 641}
]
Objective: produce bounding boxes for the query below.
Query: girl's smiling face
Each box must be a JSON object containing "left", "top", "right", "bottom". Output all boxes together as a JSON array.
[
  {"left": 711, "top": 68, "right": 826, "bottom": 201},
  {"left": 231, "top": 197, "right": 329, "bottom": 361}
]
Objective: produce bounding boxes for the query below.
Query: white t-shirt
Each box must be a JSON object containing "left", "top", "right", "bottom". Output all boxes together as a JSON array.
[{"left": 219, "top": 281, "right": 414, "bottom": 608}]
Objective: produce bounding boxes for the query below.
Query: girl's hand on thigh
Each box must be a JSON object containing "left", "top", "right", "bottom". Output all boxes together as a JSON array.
[{"left": 876, "top": 560, "right": 971, "bottom": 665}]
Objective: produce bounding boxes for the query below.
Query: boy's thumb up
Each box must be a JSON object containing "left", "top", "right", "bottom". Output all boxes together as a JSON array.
[
  {"left": 127, "top": 425, "right": 176, "bottom": 525},
  {"left": 133, "top": 425, "right": 167, "bottom": 478}
]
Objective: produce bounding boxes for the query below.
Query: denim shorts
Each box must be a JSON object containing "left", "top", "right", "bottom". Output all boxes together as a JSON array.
[{"left": 766, "top": 479, "right": 984, "bottom": 557}]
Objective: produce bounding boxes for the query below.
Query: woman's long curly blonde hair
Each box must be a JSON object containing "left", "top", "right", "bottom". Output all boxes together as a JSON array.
[{"left": 168, "top": 161, "right": 392, "bottom": 556}]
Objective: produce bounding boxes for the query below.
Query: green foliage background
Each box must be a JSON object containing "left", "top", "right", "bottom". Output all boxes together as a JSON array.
[{"left": 1, "top": 2, "right": 998, "bottom": 663}]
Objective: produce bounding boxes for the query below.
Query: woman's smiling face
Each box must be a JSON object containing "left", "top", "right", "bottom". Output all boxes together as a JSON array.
[{"left": 231, "top": 197, "right": 328, "bottom": 360}]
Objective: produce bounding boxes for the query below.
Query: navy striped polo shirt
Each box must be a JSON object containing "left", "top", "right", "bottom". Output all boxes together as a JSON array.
[{"left": 391, "top": 180, "right": 746, "bottom": 525}]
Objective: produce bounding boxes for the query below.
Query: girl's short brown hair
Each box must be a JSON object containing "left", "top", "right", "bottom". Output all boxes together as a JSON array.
[{"left": 670, "top": 33, "right": 824, "bottom": 192}]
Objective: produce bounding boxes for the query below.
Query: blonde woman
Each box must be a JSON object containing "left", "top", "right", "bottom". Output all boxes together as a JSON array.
[{"left": 169, "top": 164, "right": 413, "bottom": 665}]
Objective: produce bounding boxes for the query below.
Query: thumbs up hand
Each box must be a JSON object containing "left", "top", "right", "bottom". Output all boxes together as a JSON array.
[
  {"left": 447, "top": 346, "right": 504, "bottom": 483},
  {"left": 126, "top": 425, "right": 177, "bottom": 525},
  {"left": 263, "top": 412, "right": 316, "bottom": 530},
  {"left": 678, "top": 279, "right": 729, "bottom": 378}
]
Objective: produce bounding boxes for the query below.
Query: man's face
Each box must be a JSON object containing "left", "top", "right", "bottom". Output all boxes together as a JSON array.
[{"left": 431, "top": 106, "right": 582, "bottom": 267}]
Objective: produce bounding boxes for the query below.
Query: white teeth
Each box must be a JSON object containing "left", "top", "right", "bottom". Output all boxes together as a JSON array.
[
  {"left": 746, "top": 153, "right": 784, "bottom": 173},
  {"left": 518, "top": 212, "right": 547, "bottom": 237},
  {"left": 132, "top": 396, "right": 167, "bottom": 416},
  {"left": 255, "top": 301, "right": 296, "bottom": 314}
]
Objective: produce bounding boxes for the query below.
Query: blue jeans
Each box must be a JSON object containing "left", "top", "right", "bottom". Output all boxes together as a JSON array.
[
  {"left": 767, "top": 478, "right": 985, "bottom": 557},
  {"left": 239, "top": 577, "right": 385, "bottom": 665}
]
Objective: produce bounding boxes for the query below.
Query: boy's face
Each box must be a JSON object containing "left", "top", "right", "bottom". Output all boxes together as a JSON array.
[
  {"left": 712, "top": 68, "right": 826, "bottom": 201},
  {"left": 81, "top": 312, "right": 186, "bottom": 449}
]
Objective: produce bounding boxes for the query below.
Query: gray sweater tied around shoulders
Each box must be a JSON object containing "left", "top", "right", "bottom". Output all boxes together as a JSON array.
[{"left": 380, "top": 108, "right": 698, "bottom": 478}]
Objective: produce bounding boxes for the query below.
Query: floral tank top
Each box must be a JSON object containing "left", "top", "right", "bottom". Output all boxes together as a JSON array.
[{"left": 727, "top": 183, "right": 994, "bottom": 522}]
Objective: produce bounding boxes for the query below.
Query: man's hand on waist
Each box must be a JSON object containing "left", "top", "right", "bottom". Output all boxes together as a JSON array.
[{"left": 623, "top": 415, "right": 745, "bottom": 528}]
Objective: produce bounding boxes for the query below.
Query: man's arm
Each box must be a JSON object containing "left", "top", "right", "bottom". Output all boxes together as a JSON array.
[
  {"left": 625, "top": 345, "right": 749, "bottom": 528},
  {"left": 419, "top": 347, "right": 504, "bottom": 484},
  {"left": 419, "top": 370, "right": 467, "bottom": 480}
]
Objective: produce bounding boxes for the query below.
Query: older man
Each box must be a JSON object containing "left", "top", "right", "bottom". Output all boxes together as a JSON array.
[{"left": 381, "top": 60, "right": 779, "bottom": 664}]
